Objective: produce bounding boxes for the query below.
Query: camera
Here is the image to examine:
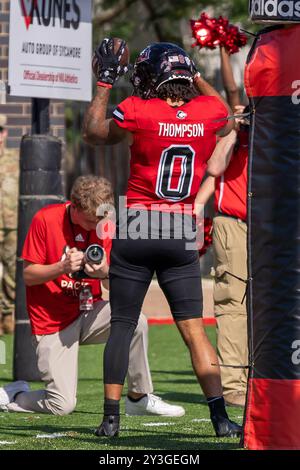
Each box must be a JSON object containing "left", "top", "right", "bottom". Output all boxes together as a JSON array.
[{"left": 72, "top": 244, "right": 104, "bottom": 279}]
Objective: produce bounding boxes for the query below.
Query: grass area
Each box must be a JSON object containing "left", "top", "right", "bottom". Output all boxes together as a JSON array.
[{"left": 0, "top": 325, "right": 243, "bottom": 450}]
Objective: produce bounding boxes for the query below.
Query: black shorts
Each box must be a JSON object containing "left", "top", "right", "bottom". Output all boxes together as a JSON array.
[{"left": 109, "top": 235, "right": 203, "bottom": 322}]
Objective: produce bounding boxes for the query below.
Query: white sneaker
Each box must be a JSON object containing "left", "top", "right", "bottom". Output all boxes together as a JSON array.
[
  {"left": 5, "top": 401, "right": 34, "bottom": 413},
  {"left": 0, "top": 381, "right": 30, "bottom": 409},
  {"left": 125, "top": 393, "right": 185, "bottom": 417}
]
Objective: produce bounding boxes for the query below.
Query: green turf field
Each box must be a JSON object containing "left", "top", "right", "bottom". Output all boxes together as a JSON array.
[{"left": 0, "top": 325, "right": 243, "bottom": 450}]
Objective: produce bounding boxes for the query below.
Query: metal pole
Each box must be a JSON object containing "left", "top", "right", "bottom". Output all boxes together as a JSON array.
[{"left": 31, "top": 98, "right": 50, "bottom": 134}]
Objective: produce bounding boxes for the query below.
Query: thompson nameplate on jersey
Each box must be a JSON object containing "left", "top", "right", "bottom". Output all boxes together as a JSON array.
[{"left": 158, "top": 122, "right": 205, "bottom": 138}]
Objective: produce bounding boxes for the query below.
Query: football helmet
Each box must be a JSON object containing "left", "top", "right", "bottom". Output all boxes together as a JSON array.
[{"left": 131, "top": 43, "right": 196, "bottom": 98}]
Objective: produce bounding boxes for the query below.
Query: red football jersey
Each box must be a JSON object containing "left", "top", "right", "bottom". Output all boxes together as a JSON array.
[
  {"left": 215, "top": 129, "right": 248, "bottom": 221},
  {"left": 22, "top": 203, "right": 112, "bottom": 335},
  {"left": 113, "top": 95, "right": 228, "bottom": 214}
]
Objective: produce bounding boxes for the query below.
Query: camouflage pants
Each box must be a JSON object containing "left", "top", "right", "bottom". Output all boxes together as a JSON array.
[
  {"left": 0, "top": 229, "right": 17, "bottom": 319},
  {"left": 0, "top": 146, "right": 19, "bottom": 323}
]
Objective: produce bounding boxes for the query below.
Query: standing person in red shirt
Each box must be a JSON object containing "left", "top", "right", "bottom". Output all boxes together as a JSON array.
[
  {"left": 195, "top": 46, "right": 249, "bottom": 407},
  {"left": 83, "top": 38, "right": 242, "bottom": 438},
  {"left": 0, "top": 176, "right": 184, "bottom": 418}
]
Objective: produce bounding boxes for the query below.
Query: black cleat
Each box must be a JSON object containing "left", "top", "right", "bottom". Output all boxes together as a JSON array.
[
  {"left": 211, "top": 416, "right": 242, "bottom": 438},
  {"left": 94, "top": 415, "right": 120, "bottom": 437}
]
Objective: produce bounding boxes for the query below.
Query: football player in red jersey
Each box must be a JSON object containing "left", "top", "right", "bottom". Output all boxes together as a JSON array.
[{"left": 83, "top": 38, "right": 241, "bottom": 439}]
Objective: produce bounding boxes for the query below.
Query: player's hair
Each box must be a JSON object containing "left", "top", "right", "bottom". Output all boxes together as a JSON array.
[
  {"left": 155, "top": 80, "right": 198, "bottom": 103},
  {"left": 70, "top": 175, "right": 114, "bottom": 216}
]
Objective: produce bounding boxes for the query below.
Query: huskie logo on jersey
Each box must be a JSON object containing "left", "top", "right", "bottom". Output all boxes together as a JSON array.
[
  {"left": 158, "top": 122, "right": 204, "bottom": 137},
  {"left": 250, "top": 0, "right": 300, "bottom": 20},
  {"left": 176, "top": 111, "right": 187, "bottom": 120}
]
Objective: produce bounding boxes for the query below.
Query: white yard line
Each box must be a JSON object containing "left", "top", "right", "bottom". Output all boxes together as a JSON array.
[
  {"left": 142, "top": 422, "right": 175, "bottom": 427},
  {"left": 36, "top": 433, "right": 68, "bottom": 439},
  {"left": 192, "top": 418, "right": 211, "bottom": 422}
]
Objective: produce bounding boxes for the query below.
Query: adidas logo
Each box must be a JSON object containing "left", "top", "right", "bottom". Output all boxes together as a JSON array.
[
  {"left": 250, "top": 0, "right": 300, "bottom": 20},
  {"left": 75, "top": 234, "right": 85, "bottom": 242}
]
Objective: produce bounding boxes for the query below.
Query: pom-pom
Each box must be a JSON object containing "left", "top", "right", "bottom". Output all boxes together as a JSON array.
[{"left": 190, "top": 12, "right": 248, "bottom": 55}]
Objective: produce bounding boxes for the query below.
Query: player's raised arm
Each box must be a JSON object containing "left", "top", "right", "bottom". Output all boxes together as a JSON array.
[
  {"left": 82, "top": 87, "right": 127, "bottom": 145},
  {"left": 194, "top": 176, "right": 216, "bottom": 209},
  {"left": 220, "top": 46, "right": 240, "bottom": 111},
  {"left": 82, "top": 38, "right": 130, "bottom": 146},
  {"left": 207, "top": 129, "right": 237, "bottom": 177},
  {"left": 193, "top": 73, "right": 234, "bottom": 136}
]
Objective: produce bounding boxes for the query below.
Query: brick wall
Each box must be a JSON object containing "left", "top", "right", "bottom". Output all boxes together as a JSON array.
[{"left": 0, "top": 0, "right": 65, "bottom": 149}]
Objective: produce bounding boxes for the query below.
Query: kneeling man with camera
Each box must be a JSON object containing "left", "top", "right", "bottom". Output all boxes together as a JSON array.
[{"left": 0, "top": 176, "right": 184, "bottom": 418}]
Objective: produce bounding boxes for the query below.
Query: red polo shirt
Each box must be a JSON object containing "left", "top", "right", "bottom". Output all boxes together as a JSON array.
[
  {"left": 22, "top": 202, "right": 112, "bottom": 335},
  {"left": 215, "top": 129, "right": 248, "bottom": 221}
]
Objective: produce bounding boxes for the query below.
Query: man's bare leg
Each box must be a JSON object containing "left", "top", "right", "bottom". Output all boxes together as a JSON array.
[
  {"left": 104, "top": 384, "right": 123, "bottom": 401},
  {"left": 175, "top": 318, "right": 222, "bottom": 397}
]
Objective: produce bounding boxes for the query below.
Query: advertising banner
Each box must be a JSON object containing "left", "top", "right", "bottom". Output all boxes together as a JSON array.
[{"left": 8, "top": 0, "right": 92, "bottom": 101}]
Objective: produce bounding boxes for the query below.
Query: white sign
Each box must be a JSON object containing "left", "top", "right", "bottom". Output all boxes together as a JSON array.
[{"left": 8, "top": 0, "right": 92, "bottom": 101}]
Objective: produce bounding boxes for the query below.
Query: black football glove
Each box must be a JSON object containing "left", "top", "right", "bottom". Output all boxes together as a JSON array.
[{"left": 92, "top": 38, "right": 128, "bottom": 86}]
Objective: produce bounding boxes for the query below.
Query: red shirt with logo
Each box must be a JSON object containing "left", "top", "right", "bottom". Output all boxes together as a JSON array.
[
  {"left": 113, "top": 95, "right": 228, "bottom": 213},
  {"left": 22, "top": 203, "right": 112, "bottom": 335},
  {"left": 215, "top": 129, "right": 248, "bottom": 221}
]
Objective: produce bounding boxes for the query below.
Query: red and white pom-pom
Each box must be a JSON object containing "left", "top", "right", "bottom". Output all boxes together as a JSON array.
[
  {"left": 224, "top": 24, "right": 248, "bottom": 55},
  {"left": 190, "top": 12, "right": 248, "bottom": 55}
]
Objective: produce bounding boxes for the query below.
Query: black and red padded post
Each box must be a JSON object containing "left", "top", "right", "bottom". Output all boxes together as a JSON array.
[{"left": 243, "top": 22, "right": 300, "bottom": 449}]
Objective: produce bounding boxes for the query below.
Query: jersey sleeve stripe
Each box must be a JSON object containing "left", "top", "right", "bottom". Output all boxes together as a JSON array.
[{"left": 113, "top": 107, "right": 124, "bottom": 122}]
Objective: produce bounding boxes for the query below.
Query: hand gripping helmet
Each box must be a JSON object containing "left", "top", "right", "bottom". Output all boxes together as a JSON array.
[{"left": 130, "top": 42, "right": 195, "bottom": 99}]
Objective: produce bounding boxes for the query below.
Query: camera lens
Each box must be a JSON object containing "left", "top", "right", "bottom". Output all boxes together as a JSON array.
[{"left": 85, "top": 244, "right": 104, "bottom": 264}]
